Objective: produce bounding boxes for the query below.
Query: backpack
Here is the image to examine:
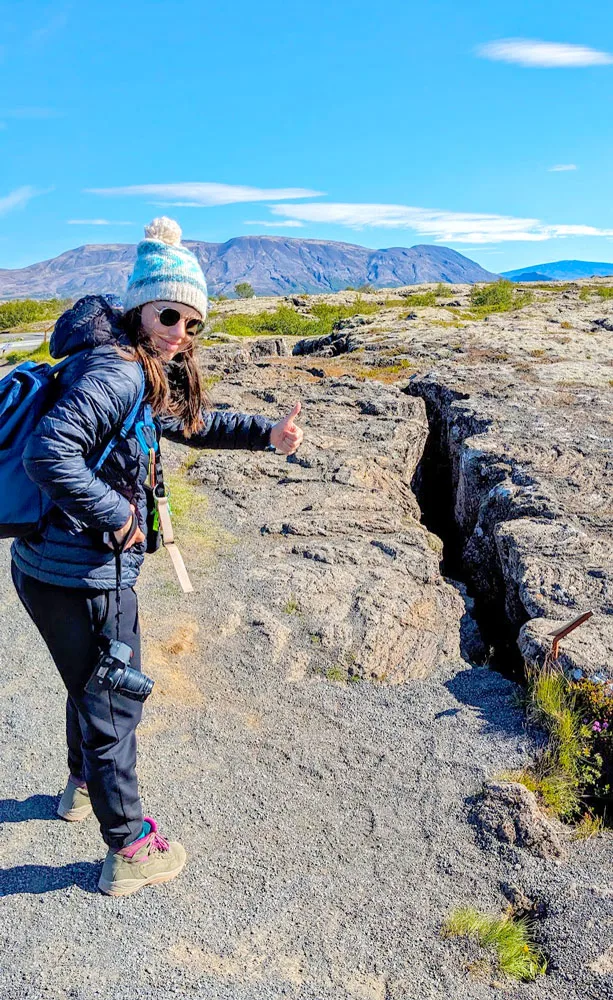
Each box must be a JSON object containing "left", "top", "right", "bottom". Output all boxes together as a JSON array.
[{"left": 0, "top": 358, "right": 144, "bottom": 538}]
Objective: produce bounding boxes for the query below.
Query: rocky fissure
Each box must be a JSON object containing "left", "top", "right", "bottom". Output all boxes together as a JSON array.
[{"left": 405, "top": 366, "right": 613, "bottom": 681}]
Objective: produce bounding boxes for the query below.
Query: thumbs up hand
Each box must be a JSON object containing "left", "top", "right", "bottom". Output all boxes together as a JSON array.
[{"left": 269, "top": 401, "right": 304, "bottom": 455}]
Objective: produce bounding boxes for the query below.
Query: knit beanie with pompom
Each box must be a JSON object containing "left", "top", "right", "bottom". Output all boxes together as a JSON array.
[{"left": 123, "top": 217, "right": 208, "bottom": 319}]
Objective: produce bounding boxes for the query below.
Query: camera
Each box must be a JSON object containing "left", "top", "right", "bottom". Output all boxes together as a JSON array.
[{"left": 86, "top": 639, "right": 154, "bottom": 702}]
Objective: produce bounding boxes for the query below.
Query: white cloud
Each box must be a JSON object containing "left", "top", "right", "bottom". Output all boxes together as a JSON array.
[
  {"left": 548, "top": 164, "right": 577, "bottom": 172},
  {"left": 269, "top": 202, "right": 613, "bottom": 243},
  {"left": 67, "top": 219, "right": 135, "bottom": 225},
  {"left": 0, "top": 186, "right": 41, "bottom": 217},
  {"left": 477, "top": 39, "right": 613, "bottom": 68},
  {"left": 244, "top": 219, "right": 304, "bottom": 228},
  {"left": 87, "top": 182, "right": 324, "bottom": 206}
]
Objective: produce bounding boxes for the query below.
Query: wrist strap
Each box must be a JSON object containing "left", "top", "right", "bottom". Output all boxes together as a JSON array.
[{"left": 155, "top": 495, "right": 194, "bottom": 593}]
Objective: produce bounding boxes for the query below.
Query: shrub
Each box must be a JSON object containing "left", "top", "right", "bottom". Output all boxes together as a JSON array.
[
  {"left": 399, "top": 289, "right": 437, "bottom": 307},
  {"left": 469, "top": 280, "right": 533, "bottom": 315},
  {"left": 442, "top": 909, "right": 546, "bottom": 981},
  {"left": 234, "top": 282, "right": 255, "bottom": 299},
  {"left": 596, "top": 286, "right": 613, "bottom": 299},
  {"left": 0, "top": 297, "right": 70, "bottom": 331}
]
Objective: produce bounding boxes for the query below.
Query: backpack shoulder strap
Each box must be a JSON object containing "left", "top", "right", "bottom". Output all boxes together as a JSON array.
[{"left": 90, "top": 367, "right": 146, "bottom": 474}]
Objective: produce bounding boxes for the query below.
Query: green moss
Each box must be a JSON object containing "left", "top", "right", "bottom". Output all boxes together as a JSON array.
[{"left": 442, "top": 909, "right": 546, "bottom": 982}]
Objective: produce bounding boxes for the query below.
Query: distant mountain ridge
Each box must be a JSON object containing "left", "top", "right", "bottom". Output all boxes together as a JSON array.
[
  {"left": 0, "top": 236, "right": 499, "bottom": 300},
  {"left": 503, "top": 260, "right": 613, "bottom": 282}
]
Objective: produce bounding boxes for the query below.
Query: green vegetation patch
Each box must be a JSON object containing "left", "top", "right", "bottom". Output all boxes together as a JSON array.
[
  {"left": 166, "top": 462, "right": 235, "bottom": 556},
  {"left": 579, "top": 284, "right": 613, "bottom": 300},
  {"left": 0, "top": 297, "right": 70, "bottom": 331},
  {"left": 210, "top": 297, "right": 380, "bottom": 339},
  {"left": 399, "top": 289, "right": 437, "bottom": 307},
  {"left": 468, "top": 280, "right": 533, "bottom": 317},
  {"left": 442, "top": 908, "right": 546, "bottom": 982},
  {"left": 4, "top": 341, "right": 56, "bottom": 366},
  {"left": 501, "top": 664, "right": 613, "bottom": 823}
]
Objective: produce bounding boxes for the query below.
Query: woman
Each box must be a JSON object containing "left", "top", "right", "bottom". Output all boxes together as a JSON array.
[{"left": 10, "top": 217, "right": 303, "bottom": 897}]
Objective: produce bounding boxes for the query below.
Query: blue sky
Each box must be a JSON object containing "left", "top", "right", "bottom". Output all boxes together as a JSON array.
[{"left": 2, "top": 0, "right": 613, "bottom": 273}]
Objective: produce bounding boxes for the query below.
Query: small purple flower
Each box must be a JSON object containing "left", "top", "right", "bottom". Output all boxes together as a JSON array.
[
  {"left": 592, "top": 721, "right": 602, "bottom": 732},
  {"left": 603, "top": 721, "right": 609, "bottom": 731}
]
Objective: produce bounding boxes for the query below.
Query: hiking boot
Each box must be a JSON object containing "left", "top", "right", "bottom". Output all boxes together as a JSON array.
[
  {"left": 98, "top": 817, "right": 186, "bottom": 897},
  {"left": 57, "top": 776, "right": 93, "bottom": 822}
]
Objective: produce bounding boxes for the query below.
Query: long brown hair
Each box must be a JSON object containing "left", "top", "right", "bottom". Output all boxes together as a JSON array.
[{"left": 120, "top": 307, "right": 207, "bottom": 436}]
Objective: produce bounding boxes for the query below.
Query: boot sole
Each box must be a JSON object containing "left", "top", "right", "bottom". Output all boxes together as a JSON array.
[
  {"left": 57, "top": 804, "right": 93, "bottom": 822},
  {"left": 98, "top": 853, "right": 187, "bottom": 897}
]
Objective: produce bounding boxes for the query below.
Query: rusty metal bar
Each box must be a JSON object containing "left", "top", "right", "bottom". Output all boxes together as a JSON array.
[{"left": 549, "top": 610, "right": 594, "bottom": 660}]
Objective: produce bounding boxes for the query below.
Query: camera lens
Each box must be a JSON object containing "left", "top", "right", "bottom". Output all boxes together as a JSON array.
[
  {"left": 106, "top": 663, "right": 154, "bottom": 702},
  {"left": 118, "top": 665, "right": 154, "bottom": 702}
]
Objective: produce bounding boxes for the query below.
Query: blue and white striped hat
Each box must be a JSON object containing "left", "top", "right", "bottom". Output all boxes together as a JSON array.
[{"left": 124, "top": 217, "right": 208, "bottom": 318}]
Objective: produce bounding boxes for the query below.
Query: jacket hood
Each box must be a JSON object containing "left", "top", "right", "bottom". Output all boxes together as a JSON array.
[{"left": 50, "top": 294, "right": 127, "bottom": 358}]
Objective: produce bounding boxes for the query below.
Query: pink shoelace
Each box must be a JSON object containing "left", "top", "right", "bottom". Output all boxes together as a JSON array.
[
  {"left": 118, "top": 817, "right": 169, "bottom": 859},
  {"left": 145, "top": 830, "right": 170, "bottom": 854}
]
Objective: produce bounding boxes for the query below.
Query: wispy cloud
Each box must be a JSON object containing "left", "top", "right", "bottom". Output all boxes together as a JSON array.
[
  {"left": 477, "top": 39, "right": 613, "bottom": 68},
  {"left": 548, "top": 163, "right": 578, "bottom": 172},
  {"left": 269, "top": 202, "right": 613, "bottom": 243},
  {"left": 87, "top": 182, "right": 324, "bottom": 206},
  {"left": 29, "top": 8, "right": 70, "bottom": 47},
  {"left": 0, "top": 107, "right": 63, "bottom": 119},
  {"left": 0, "top": 186, "right": 42, "bottom": 217},
  {"left": 67, "top": 219, "right": 135, "bottom": 225},
  {"left": 244, "top": 219, "right": 304, "bottom": 228}
]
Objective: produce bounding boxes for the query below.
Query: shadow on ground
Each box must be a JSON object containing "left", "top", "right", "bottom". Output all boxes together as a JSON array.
[
  {"left": 0, "top": 794, "right": 60, "bottom": 822},
  {"left": 445, "top": 666, "right": 526, "bottom": 739},
  {"left": 0, "top": 861, "right": 100, "bottom": 896}
]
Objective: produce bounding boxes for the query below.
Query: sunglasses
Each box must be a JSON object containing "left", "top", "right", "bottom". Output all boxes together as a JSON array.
[{"left": 151, "top": 305, "right": 205, "bottom": 337}]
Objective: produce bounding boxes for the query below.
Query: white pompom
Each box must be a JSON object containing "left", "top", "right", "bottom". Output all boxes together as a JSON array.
[{"left": 144, "top": 216, "right": 182, "bottom": 245}]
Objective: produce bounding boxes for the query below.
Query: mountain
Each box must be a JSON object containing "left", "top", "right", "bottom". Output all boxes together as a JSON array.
[
  {"left": 502, "top": 260, "right": 613, "bottom": 282},
  {"left": 506, "top": 271, "right": 553, "bottom": 283},
  {"left": 0, "top": 236, "right": 499, "bottom": 300}
]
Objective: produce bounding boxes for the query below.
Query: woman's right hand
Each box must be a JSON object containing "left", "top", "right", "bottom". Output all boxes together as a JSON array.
[{"left": 106, "top": 505, "right": 146, "bottom": 551}]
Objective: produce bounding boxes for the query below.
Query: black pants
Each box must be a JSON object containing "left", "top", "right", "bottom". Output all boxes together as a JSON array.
[{"left": 11, "top": 561, "right": 144, "bottom": 850}]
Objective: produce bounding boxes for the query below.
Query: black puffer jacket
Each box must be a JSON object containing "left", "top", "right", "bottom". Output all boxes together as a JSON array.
[{"left": 11, "top": 295, "right": 274, "bottom": 589}]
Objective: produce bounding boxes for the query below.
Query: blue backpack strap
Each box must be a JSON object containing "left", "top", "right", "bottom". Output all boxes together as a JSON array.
[{"left": 90, "top": 368, "right": 146, "bottom": 474}]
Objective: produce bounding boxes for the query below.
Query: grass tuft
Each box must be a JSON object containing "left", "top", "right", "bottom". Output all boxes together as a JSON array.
[
  {"left": 4, "top": 341, "right": 57, "bottom": 366},
  {"left": 572, "top": 812, "right": 604, "bottom": 840},
  {"left": 442, "top": 908, "right": 546, "bottom": 982}
]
